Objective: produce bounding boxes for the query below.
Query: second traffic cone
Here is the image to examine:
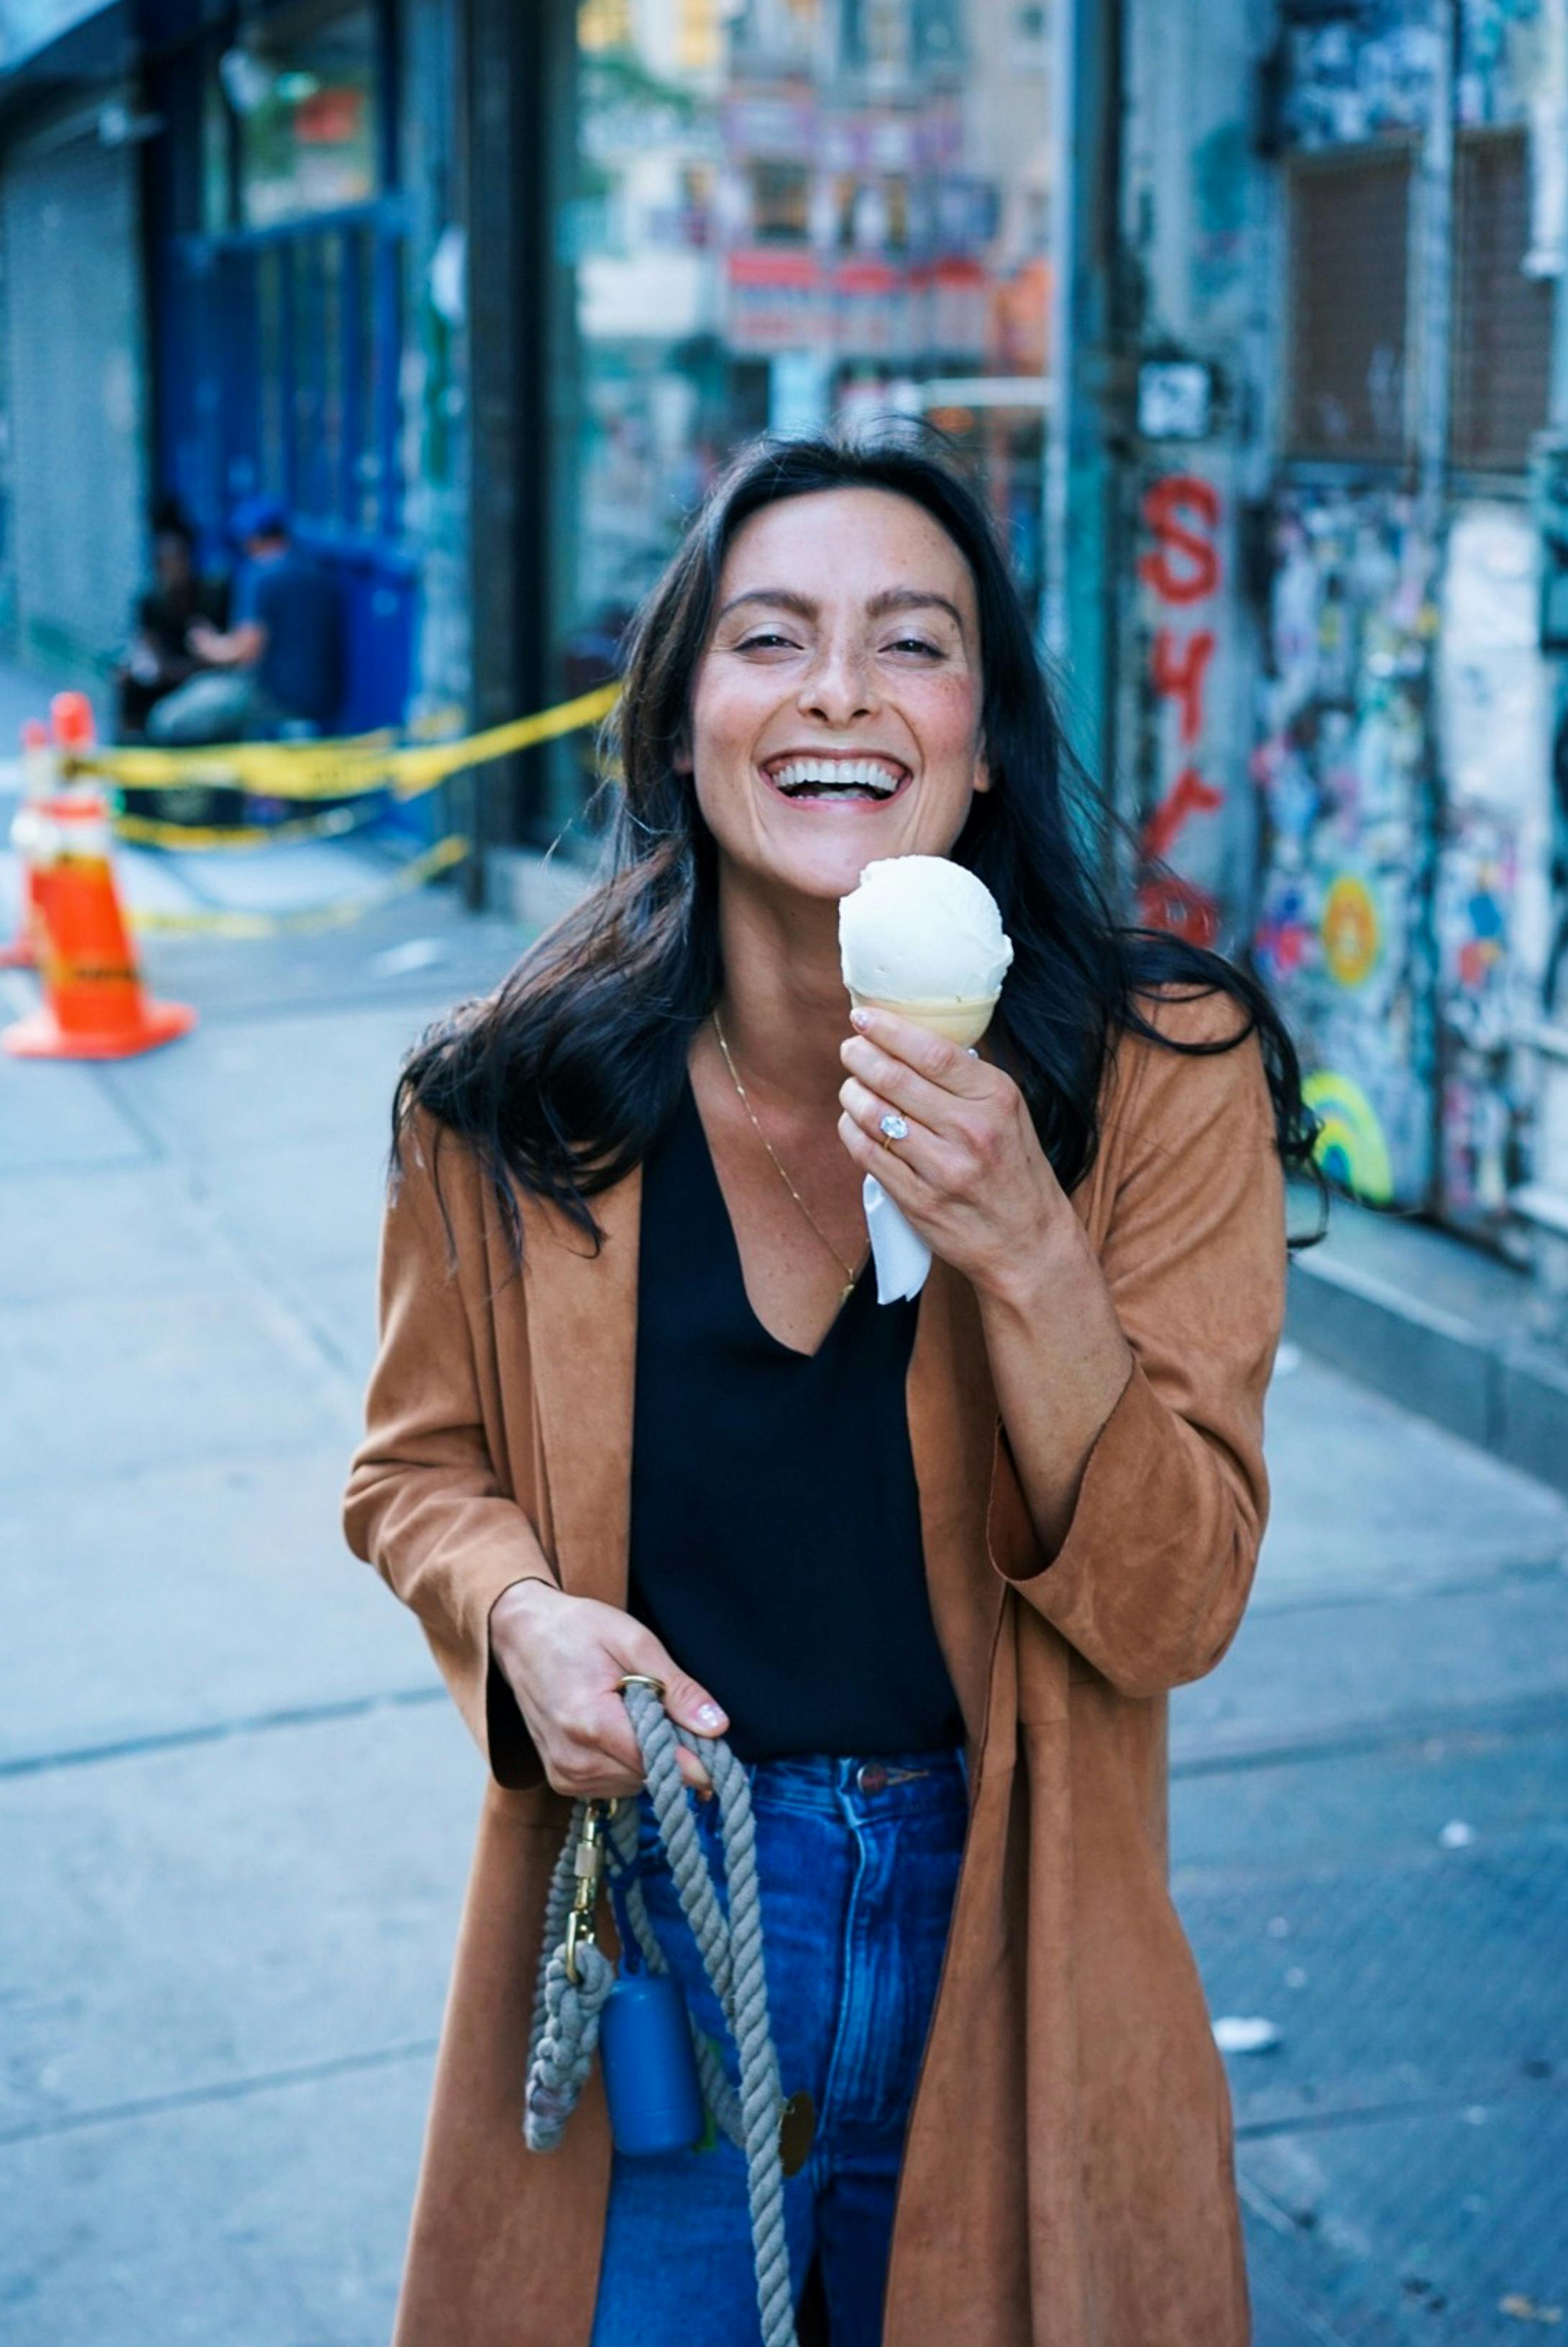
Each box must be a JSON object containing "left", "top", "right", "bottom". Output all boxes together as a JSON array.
[
  {"left": 2, "top": 791, "right": 196, "bottom": 1061},
  {"left": 4, "top": 690, "right": 107, "bottom": 968},
  {"left": 0, "top": 720, "right": 55, "bottom": 968}
]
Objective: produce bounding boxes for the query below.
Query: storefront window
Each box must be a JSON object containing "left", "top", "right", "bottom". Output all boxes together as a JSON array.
[
  {"left": 548, "top": 0, "right": 1058, "bottom": 826},
  {"left": 216, "top": 0, "right": 382, "bottom": 232}
]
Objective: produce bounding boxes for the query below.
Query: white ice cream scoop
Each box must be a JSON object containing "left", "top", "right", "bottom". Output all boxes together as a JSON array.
[
  {"left": 838, "top": 855, "right": 1014, "bottom": 1045},
  {"left": 838, "top": 857, "right": 1014, "bottom": 1301}
]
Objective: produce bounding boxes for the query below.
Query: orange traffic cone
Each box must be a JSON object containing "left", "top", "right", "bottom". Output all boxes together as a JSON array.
[
  {"left": 4, "top": 694, "right": 106, "bottom": 967},
  {"left": 2, "top": 790, "right": 196, "bottom": 1061},
  {"left": 50, "top": 688, "right": 97, "bottom": 764},
  {"left": 0, "top": 720, "right": 55, "bottom": 968}
]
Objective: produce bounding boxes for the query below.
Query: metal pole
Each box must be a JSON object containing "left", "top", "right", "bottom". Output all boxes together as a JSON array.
[
  {"left": 1042, "top": 0, "right": 1076, "bottom": 669},
  {"left": 1413, "top": 0, "right": 1457, "bottom": 1211},
  {"left": 1058, "top": 0, "right": 1128, "bottom": 882}
]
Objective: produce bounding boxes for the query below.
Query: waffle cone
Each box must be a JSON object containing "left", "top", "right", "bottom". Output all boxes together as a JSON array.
[{"left": 849, "top": 990, "right": 999, "bottom": 1047}]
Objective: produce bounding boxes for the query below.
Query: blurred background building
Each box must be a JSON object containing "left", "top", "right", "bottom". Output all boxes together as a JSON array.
[{"left": 1, "top": 0, "right": 1567, "bottom": 1272}]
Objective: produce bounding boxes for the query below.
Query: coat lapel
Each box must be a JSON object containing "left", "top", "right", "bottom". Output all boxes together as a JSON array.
[{"left": 521, "top": 1168, "right": 642, "bottom": 1610}]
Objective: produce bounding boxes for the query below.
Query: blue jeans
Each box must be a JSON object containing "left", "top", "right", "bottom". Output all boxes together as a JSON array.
[{"left": 590, "top": 1747, "right": 968, "bottom": 2347}]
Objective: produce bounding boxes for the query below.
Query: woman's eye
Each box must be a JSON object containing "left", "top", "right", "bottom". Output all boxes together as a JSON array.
[
  {"left": 736, "top": 631, "right": 799, "bottom": 651},
  {"left": 886, "top": 637, "right": 942, "bottom": 659}
]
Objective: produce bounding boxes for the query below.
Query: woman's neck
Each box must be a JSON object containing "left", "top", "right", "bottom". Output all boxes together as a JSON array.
[{"left": 712, "top": 878, "right": 850, "bottom": 1115}]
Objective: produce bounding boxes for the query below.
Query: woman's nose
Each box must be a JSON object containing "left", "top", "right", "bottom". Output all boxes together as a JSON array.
[{"left": 797, "top": 642, "right": 878, "bottom": 726}]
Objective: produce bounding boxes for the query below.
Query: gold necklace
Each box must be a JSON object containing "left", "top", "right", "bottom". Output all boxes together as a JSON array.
[{"left": 710, "top": 1010, "right": 867, "bottom": 1304}]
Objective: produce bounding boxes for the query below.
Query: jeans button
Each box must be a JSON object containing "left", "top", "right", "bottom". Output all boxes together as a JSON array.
[{"left": 856, "top": 1761, "right": 888, "bottom": 1795}]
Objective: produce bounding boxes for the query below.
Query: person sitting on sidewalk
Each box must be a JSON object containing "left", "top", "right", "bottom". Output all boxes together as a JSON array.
[
  {"left": 114, "top": 499, "right": 231, "bottom": 741},
  {"left": 145, "top": 498, "right": 341, "bottom": 746}
]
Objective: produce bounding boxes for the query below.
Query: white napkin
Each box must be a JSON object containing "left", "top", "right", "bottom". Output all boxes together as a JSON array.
[{"left": 862, "top": 1174, "right": 932, "bottom": 1303}]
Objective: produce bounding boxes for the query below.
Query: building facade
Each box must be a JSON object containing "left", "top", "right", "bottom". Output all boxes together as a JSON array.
[
  {"left": 1108, "top": 0, "right": 1568, "bottom": 1261},
  {"left": 0, "top": 0, "right": 467, "bottom": 744},
  {"left": 0, "top": 6, "right": 156, "bottom": 678},
  {"left": 1254, "top": 0, "right": 1567, "bottom": 1243}
]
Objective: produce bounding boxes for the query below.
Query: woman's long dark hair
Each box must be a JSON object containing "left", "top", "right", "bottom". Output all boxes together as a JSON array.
[{"left": 398, "top": 427, "right": 1321, "bottom": 1254}]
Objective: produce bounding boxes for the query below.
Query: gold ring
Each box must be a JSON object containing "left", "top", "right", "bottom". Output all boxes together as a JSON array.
[{"left": 615, "top": 1673, "right": 666, "bottom": 1698}]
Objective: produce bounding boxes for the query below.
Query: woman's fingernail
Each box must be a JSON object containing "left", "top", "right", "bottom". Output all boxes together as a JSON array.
[
  {"left": 850, "top": 1007, "right": 871, "bottom": 1029},
  {"left": 696, "top": 1703, "right": 723, "bottom": 1730}
]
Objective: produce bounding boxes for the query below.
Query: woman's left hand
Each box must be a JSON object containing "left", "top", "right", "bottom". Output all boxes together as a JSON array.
[{"left": 838, "top": 1006, "right": 1072, "bottom": 1298}]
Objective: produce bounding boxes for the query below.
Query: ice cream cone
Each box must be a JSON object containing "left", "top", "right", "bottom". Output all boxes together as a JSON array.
[
  {"left": 848, "top": 990, "right": 999, "bottom": 1048},
  {"left": 840, "top": 858, "right": 1012, "bottom": 1307}
]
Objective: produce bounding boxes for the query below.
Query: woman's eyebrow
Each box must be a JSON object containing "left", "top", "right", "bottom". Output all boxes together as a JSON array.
[
  {"left": 716, "top": 586, "right": 968, "bottom": 633},
  {"left": 716, "top": 588, "right": 818, "bottom": 624},
  {"left": 866, "top": 587, "right": 967, "bottom": 633}
]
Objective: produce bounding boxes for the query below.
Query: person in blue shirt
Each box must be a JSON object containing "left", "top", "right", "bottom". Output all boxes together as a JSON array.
[{"left": 146, "top": 497, "right": 342, "bottom": 746}]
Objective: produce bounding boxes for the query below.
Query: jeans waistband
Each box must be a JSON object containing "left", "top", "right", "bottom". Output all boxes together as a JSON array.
[{"left": 745, "top": 1745, "right": 968, "bottom": 1811}]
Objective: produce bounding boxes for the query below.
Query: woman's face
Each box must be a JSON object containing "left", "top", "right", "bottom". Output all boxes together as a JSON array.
[{"left": 686, "top": 487, "right": 989, "bottom": 907}]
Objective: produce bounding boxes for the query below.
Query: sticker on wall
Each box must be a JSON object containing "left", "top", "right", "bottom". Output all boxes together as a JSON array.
[
  {"left": 1320, "top": 871, "right": 1382, "bottom": 989},
  {"left": 1254, "top": 873, "right": 1314, "bottom": 987},
  {"left": 1302, "top": 1069, "right": 1396, "bottom": 1204},
  {"left": 1456, "top": 874, "right": 1507, "bottom": 991}
]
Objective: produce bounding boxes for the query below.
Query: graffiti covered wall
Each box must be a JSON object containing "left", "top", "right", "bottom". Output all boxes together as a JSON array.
[
  {"left": 1281, "top": 0, "right": 1443, "bottom": 147},
  {"left": 1255, "top": 0, "right": 1566, "bottom": 1235},
  {"left": 1252, "top": 488, "right": 1439, "bottom": 1207},
  {"left": 1280, "top": 0, "right": 1550, "bottom": 147},
  {"left": 1459, "top": 0, "right": 1557, "bottom": 127},
  {"left": 1252, "top": 491, "right": 1556, "bottom": 1225},
  {"left": 1434, "top": 502, "right": 1554, "bottom": 1221}
]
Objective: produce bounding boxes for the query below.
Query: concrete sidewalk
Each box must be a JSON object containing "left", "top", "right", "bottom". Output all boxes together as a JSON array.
[{"left": 1, "top": 869, "right": 1565, "bottom": 2343}]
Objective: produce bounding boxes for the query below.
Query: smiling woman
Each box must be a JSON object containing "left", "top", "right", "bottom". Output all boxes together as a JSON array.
[
  {"left": 676, "top": 487, "right": 993, "bottom": 1125},
  {"left": 346, "top": 426, "right": 1321, "bottom": 2347}
]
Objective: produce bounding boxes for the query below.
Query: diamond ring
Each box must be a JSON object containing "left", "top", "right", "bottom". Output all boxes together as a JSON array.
[{"left": 878, "top": 1110, "right": 909, "bottom": 1145}]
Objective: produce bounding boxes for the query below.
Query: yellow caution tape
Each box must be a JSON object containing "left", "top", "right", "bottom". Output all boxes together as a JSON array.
[
  {"left": 82, "top": 731, "right": 398, "bottom": 799},
  {"left": 382, "top": 682, "right": 620, "bottom": 797},
  {"left": 128, "top": 833, "right": 470, "bottom": 937},
  {"left": 71, "top": 681, "right": 620, "bottom": 805},
  {"left": 114, "top": 802, "right": 374, "bottom": 853}
]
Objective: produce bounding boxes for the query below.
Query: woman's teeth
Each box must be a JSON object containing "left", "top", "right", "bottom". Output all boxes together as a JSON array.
[{"left": 769, "top": 759, "right": 904, "bottom": 800}]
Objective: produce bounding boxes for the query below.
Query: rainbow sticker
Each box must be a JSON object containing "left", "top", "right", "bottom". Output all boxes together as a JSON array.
[{"left": 1301, "top": 1069, "right": 1395, "bottom": 1203}]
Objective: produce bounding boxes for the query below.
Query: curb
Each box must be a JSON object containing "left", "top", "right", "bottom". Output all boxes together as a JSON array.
[{"left": 1287, "top": 1249, "right": 1568, "bottom": 1499}]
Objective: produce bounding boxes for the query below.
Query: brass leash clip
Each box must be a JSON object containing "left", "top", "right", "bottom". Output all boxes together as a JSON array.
[
  {"left": 563, "top": 1681, "right": 666, "bottom": 1987},
  {"left": 564, "top": 1801, "right": 610, "bottom": 1987}
]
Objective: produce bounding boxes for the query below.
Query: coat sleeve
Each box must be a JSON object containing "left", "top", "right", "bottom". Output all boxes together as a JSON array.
[
  {"left": 342, "top": 1116, "right": 554, "bottom": 1789},
  {"left": 995, "top": 992, "right": 1288, "bottom": 1698}
]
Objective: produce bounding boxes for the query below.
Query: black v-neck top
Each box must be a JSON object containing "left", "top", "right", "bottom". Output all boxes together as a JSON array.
[{"left": 627, "top": 1079, "right": 963, "bottom": 1763}]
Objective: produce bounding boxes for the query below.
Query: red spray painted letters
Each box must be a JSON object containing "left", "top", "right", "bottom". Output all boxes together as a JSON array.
[{"left": 1137, "top": 472, "right": 1226, "bottom": 944}]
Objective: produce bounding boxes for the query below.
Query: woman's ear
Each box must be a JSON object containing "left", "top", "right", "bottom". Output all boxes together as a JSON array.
[
  {"left": 971, "top": 742, "right": 993, "bottom": 795},
  {"left": 671, "top": 728, "right": 693, "bottom": 776}
]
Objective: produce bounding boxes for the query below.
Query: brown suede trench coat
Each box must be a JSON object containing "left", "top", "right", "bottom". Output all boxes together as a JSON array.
[{"left": 343, "top": 984, "right": 1287, "bottom": 2347}]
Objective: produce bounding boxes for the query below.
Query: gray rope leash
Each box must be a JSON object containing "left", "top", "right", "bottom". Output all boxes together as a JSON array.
[{"left": 523, "top": 1679, "right": 803, "bottom": 2347}]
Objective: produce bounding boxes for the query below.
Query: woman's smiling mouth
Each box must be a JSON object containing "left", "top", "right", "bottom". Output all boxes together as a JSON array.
[{"left": 761, "top": 753, "right": 912, "bottom": 806}]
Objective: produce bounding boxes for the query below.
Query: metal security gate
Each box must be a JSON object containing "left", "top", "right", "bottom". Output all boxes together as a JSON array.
[
  {"left": 157, "top": 201, "right": 413, "bottom": 731},
  {"left": 0, "top": 107, "right": 150, "bottom": 670}
]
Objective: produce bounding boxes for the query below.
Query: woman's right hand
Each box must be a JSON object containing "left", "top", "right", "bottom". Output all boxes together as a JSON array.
[{"left": 489, "top": 1578, "right": 728, "bottom": 1801}]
